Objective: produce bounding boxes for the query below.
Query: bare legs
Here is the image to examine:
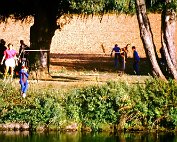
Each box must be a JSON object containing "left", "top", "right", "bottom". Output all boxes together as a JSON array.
[{"left": 4, "top": 66, "right": 14, "bottom": 81}]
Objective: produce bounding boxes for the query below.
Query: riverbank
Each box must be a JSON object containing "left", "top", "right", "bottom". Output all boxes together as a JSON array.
[{"left": 0, "top": 75, "right": 176, "bottom": 133}]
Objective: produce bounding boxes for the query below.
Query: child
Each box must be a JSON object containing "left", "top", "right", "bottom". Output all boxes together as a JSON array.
[
  {"left": 110, "top": 44, "right": 121, "bottom": 70},
  {"left": 132, "top": 46, "right": 140, "bottom": 75},
  {"left": 120, "top": 48, "right": 126, "bottom": 74},
  {"left": 19, "top": 65, "right": 29, "bottom": 98}
]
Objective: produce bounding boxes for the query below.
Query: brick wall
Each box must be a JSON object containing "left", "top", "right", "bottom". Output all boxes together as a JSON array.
[{"left": 0, "top": 14, "right": 175, "bottom": 58}]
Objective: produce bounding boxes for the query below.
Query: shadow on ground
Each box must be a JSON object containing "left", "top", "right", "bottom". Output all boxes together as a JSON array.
[
  {"left": 0, "top": 54, "right": 152, "bottom": 84},
  {"left": 50, "top": 53, "right": 151, "bottom": 76}
]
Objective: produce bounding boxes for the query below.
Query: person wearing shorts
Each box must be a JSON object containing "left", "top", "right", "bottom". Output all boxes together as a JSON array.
[{"left": 1, "top": 43, "right": 17, "bottom": 81}]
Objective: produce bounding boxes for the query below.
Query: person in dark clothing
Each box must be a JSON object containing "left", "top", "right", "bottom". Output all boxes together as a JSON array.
[
  {"left": 0, "top": 39, "right": 7, "bottom": 73},
  {"left": 18, "top": 40, "right": 30, "bottom": 67},
  {"left": 160, "top": 47, "right": 166, "bottom": 65},
  {"left": 111, "top": 44, "right": 121, "bottom": 70},
  {"left": 132, "top": 46, "right": 140, "bottom": 75}
]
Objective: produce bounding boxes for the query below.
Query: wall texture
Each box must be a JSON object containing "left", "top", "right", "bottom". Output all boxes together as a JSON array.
[{"left": 0, "top": 14, "right": 175, "bottom": 58}]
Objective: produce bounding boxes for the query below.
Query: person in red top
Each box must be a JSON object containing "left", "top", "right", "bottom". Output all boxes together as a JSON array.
[{"left": 1, "top": 43, "right": 17, "bottom": 81}]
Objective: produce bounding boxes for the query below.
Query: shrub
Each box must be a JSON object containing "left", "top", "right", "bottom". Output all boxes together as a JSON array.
[{"left": 0, "top": 78, "right": 177, "bottom": 132}]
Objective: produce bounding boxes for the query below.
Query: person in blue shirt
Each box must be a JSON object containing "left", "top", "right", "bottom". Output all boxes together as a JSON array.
[
  {"left": 111, "top": 44, "right": 121, "bottom": 70},
  {"left": 132, "top": 46, "right": 140, "bottom": 75},
  {"left": 19, "top": 65, "right": 29, "bottom": 98}
]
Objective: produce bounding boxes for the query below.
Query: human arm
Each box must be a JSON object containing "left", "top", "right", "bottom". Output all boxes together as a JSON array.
[
  {"left": 19, "top": 46, "right": 22, "bottom": 55},
  {"left": 14, "top": 55, "right": 18, "bottom": 66},
  {"left": 110, "top": 49, "right": 113, "bottom": 56},
  {"left": 134, "top": 51, "right": 140, "bottom": 62},
  {"left": 22, "top": 69, "right": 29, "bottom": 78},
  {"left": 19, "top": 71, "right": 29, "bottom": 84},
  {"left": 24, "top": 72, "right": 29, "bottom": 78},
  {"left": 110, "top": 48, "right": 115, "bottom": 57},
  {"left": 1, "top": 55, "right": 5, "bottom": 65},
  {"left": 19, "top": 69, "right": 29, "bottom": 81}
]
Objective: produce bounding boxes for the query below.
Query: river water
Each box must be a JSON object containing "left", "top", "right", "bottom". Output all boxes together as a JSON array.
[{"left": 0, "top": 131, "right": 176, "bottom": 142}]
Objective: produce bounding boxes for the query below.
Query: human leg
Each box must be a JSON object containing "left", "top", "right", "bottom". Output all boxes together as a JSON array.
[
  {"left": 4, "top": 66, "right": 9, "bottom": 81},
  {"left": 133, "top": 62, "right": 139, "bottom": 75},
  {"left": 22, "top": 82, "right": 28, "bottom": 98},
  {"left": 122, "top": 60, "right": 125, "bottom": 72},
  {"left": 20, "top": 82, "right": 25, "bottom": 93},
  {"left": 4, "top": 58, "right": 15, "bottom": 81},
  {"left": 114, "top": 57, "right": 118, "bottom": 69},
  {"left": 0, "top": 62, "right": 4, "bottom": 74},
  {"left": 22, "top": 82, "right": 28, "bottom": 94},
  {"left": 20, "top": 82, "right": 27, "bottom": 98},
  {"left": 10, "top": 67, "right": 14, "bottom": 81}
]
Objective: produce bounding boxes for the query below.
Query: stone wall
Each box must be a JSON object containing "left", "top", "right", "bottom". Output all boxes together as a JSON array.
[{"left": 0, "top": 14, "right": 175, "bottom": 58}]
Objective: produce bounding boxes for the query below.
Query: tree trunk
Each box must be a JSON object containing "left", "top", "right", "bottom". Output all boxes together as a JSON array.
[
  {"left": 161, "top": 37, "right": 177, "bottom": 79},
  {"left": 135, "top": 0, "right": 166, "bottom": 79},
  {"left": 161, "top": 0, "right": 177, "bottom": 79},
  {"left": 29, "top": 10, "right": 57, "bottom": 80}
]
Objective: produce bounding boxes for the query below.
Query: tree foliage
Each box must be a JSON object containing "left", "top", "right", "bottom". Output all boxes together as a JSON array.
[
  {"left": 69, "top": 0, "right": 135, "bottom": 14},
  {"left": 69, "top": 0, "right": 177, "bottom": 14},
  {"left": 1, "top": 0, "right": 177, "bottom": 21},
  {"left": 0, "top": 0, "right": 70, "bottom": 21}
]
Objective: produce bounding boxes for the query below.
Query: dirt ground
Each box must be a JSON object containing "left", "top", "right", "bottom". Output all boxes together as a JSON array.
[
  {"left": 42, "top": 53, "right": 150, "bottom": 90},
  {"left": 49, "top": 53, "right": 151, "bottom": 74},
  {"left": 3, "top": 53, "right": 151, "bottom": 91}
]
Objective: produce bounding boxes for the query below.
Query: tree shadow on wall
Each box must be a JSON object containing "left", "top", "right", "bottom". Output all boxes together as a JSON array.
[{"left": 50, "top": 53, "right": 151, "bottom": 75}]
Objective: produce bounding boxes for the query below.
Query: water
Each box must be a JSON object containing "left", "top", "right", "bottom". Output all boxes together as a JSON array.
[{"left": 0, "top": 131, "right": 177, "bottom": 142}]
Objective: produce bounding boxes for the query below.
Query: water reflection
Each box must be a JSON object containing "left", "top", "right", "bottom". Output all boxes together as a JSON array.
[{"left": 0, "top": 131, "right": 177, "bottom": 142}]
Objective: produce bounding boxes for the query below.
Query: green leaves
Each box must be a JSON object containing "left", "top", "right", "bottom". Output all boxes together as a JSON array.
[
  {"left": 69, "top": 0, "right": 136, "bottom": 14},
  {"left": 0, "top": 78, "right": 177, "bottom": 131},
  {"left": 69, "top": 0, "right": 177, "bottom": 14}
]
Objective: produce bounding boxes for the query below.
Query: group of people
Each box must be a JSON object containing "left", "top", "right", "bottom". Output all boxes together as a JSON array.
[
  {"left": 111, "top": 44, "right": 140, "bottom": 75},
  {"left": 0, "top": 39, "right": 141, "bottom": 98},
  {"left": 0, "top": 39, "right": 29, "bottom": 98}
]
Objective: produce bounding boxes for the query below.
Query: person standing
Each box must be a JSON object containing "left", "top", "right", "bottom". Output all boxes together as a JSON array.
[
  {"left": 132, "top": 46, "right": 140, "bottom": 75},
  {"left": 1, "top": 43, "right": 17, "bottom": 81},
  {"left": 18, "top": 40, "right": 30, "bottom": 67},
  {"left": 19, "top": 65, "right": 29, "bottom": 98},
  {"left": 0, "top": 39, "right": 7, "bottom": 74},
  {"left": 160, "top": 47, "right": 166, "bottom": 66},
  {"left": 111, "top": 44, "right": 121, "bottom": 70},
  {"left": 120, "top": 48, "right": 126, "bottom": 74},
  {"left": 119, "top": 44, "right": 131, "bottom": 74},
  {"left": 124, "top": 43, "right": 130, "bottom": 61}
]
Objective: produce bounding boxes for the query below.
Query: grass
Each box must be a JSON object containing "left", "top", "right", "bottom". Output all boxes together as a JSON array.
[
  {"left": 0, "top": 69, "right": 151, "bottom": 93},
  {"left": 1, "top": 70, "right": 177, "bottom": 132},
  {"left": 31, "top": 70, "right": 150, "bottom": 91}
]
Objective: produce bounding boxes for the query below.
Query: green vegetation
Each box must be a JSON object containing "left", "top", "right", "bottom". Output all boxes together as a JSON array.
[
  {"left": 0, "top": 78, "right": 177, "bottom": 132},
  {"left": 69, "top": 0, "right": 136, "bottom": 14},
  {"left": 69, "top": 0, "right": 177, "bottom": 14}
]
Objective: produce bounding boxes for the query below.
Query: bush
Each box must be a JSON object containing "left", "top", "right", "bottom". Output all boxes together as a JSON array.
[
  {"left": 0, "top": 81, "right": 67, "bottom": 129},
  {"left": 0, "top": 78, "right": 177, "bottom": 132}
]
